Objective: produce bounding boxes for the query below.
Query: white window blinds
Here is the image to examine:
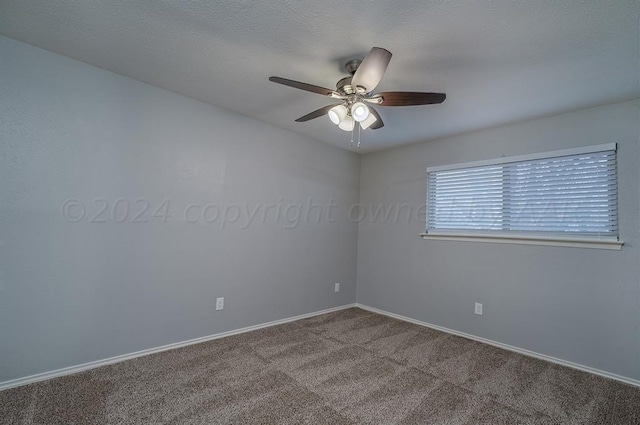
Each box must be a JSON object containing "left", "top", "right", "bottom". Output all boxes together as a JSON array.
[{"left": 427, "top": 144, "right": 618, "bottom": 239}]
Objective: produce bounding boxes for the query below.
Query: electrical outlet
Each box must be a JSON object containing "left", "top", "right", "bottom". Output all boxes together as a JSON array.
[
  {"left": 216, "top": 297, "right": 224, "bottom": 311},
  {"left": 474, "top": 303, "right": 483, "bottom": 316},
  {"left": 334, "top": 283, "right": 340, "bottom": 293}
]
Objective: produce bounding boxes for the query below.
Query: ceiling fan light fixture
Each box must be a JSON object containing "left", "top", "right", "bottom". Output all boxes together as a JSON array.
[
  {"left": 350, "top": 102, "right": 370, "bottom": 122},
  {"left": 359, "top": 113, "right": 378, "bottom": 130},
  {"left": 328, "top": 105, "right": 348, "bottom": 125},
  {"left": 338, "top": 115, "right": 355, "bottom": 131}
]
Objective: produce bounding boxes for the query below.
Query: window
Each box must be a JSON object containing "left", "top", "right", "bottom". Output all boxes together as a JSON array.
[{"left": 424, "top": 144, "right": 622, "bottom": 249}]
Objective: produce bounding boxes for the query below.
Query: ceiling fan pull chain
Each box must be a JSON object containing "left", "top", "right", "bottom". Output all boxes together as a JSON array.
[
  {"left": 357, "top": 124, "right": 361, "bottom": 149},
  {"left": 350, "top": 126, "right": 354, "bottom": 148}
]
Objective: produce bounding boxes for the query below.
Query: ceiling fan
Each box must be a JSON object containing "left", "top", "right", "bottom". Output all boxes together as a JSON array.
[{"left": 269, "top": 47, "right": 446, "bottom": 137}]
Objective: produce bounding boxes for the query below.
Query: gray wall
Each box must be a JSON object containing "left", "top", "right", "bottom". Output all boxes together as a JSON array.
[
  {"left": 1, "top": 32, "right": 639, "bottom": 385},
  {"left": 357, "top": 100, "right": 640, "bottom": 381},
  {"left": 0, "top": 36, "right": 360, "bottom": 382}
]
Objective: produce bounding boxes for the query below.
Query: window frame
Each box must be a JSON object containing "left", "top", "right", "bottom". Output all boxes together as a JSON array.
[{"left": 421, "top": 143, "right": 623, "bottom": 250}]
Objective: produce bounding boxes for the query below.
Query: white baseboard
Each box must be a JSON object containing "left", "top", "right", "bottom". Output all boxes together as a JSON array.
[
  {"left": 5, "top": 302, "right": 637, "bottom": 391},
  {"left": 355, "top": 303, "right": 640, "bottom": 388},
  {"left": 0, "top": 303, "right": 356, "bottom": 392}
]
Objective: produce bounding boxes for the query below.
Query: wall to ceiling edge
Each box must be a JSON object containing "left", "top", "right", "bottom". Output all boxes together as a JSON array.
[{"left": 356, "top": 98, "right": 640, "bottom": 381}]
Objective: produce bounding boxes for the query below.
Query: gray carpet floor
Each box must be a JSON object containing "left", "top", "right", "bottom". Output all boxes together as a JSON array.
[{"left": 1, "top": 307, "right": 639, "bottom": 424}]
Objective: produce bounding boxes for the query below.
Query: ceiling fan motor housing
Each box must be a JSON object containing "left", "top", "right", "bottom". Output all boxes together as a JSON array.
[{"left": 336, "top": 76, "right": 356, "bottom": 96}]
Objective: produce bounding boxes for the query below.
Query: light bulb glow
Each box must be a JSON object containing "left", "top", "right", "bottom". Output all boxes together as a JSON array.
[
  {"left": 350, "top": 102, "right": 370, "bottom": 122},
  {"left": 328, "top": 105, "right": 348, "bottom": 125}
]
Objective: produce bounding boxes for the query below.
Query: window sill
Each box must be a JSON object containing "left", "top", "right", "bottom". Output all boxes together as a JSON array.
[{"left": 419, "top": 233, "right": 624, "bottom": 250}]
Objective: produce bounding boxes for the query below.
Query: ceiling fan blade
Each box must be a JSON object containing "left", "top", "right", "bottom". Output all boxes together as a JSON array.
[
  {"left": 295, "top": 104, "right": 341, "bottom": 122},
  {"left": 367, "top": 106, "right": 384, "bottom": 129},
  {"left": 351, "top": 47, "right": 392, "bottom": 93},
  {"left": 269, "top": 76, "right": 339, "bottom": 97},
  {"left": 373, "top": 92, "right": 446, "bottom": 106}
]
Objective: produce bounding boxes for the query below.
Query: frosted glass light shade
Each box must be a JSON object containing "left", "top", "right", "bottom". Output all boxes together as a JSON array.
[
  {"left": 359, "top": 113, "right": 378, "bottom": 130},
  {"left": 338, "top": 115, "right": 355, "bottom": 131},
  {"left": 328, "top": 105, "right": 348, "bottom": 125},
  {"left": 350, "top": 102, "right": 370, "bottom": 122}
]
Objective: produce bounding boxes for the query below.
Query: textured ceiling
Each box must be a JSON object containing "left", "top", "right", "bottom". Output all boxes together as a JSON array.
[{"left": 1, "top": 1, "right": 639, "bottom": 153}]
